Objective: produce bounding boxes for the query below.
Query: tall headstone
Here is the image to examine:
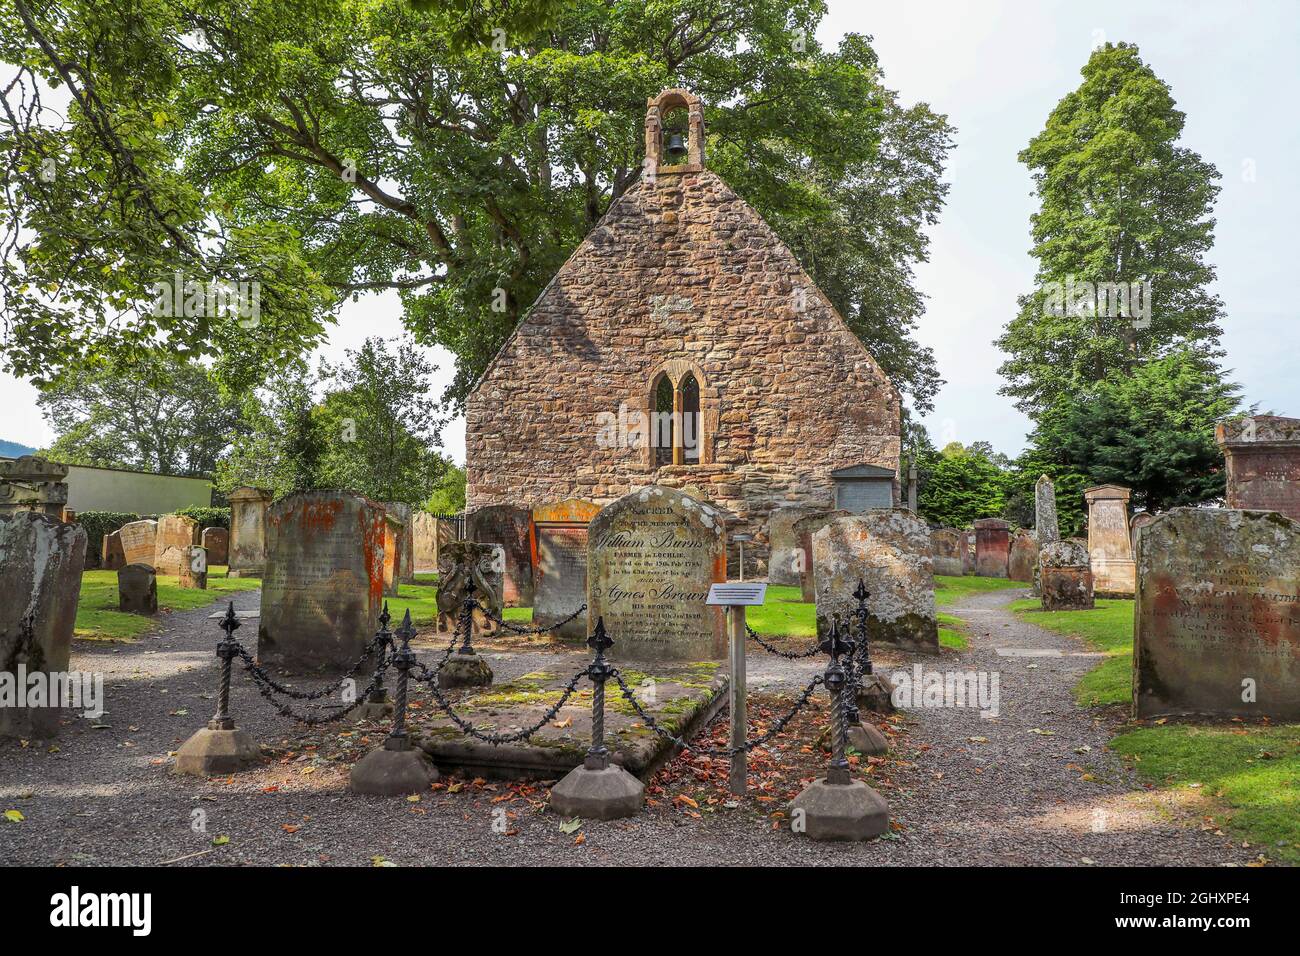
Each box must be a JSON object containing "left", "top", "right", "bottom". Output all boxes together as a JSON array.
[
  {"left": 1215, "top": 415, "right": 1300, "bottom": 521},
  {"left": 532, "top": 499, "right": 601, "bottom": 641},
  {"left": 812, "top": 511, "right": 939, "bottom": 654},
  {"left": 1039, "top": 541, "right": 1093, "bottom": 611},
  {"left": 929, "top": 528, "right": 965, "bottom": 577},
  {"left": 201, "top": 527, "right": 229, "bottom": 566},
  {"left": 587, "top": 486, "right": 726, "bottom": 661},
  {"left": 382, "top": 512, "right": 403, "bottom": 598},
  {"left": 1084, "top": 484, "right": 1135, "bottom": 597},
  {"left": 1134, "top": 509, "right": 1300, "bottom": 720},
  {"left": 227, "top": 486, "right": 273, "bottom": 577},
  {"left": 411, "top": 511, "right": 440, "bottom": 573},
  {"left": 383, "top": 502, "right": 416, "bottom": 584},
  {"left": 767, "top": 504, "right": 823, "bottom": 587},
  {"left": 117, "top": 519, "right": 157, "bottom": 567},
  {"left": 973, "top": 518, "right": 1010, "bottom": 578},
  {"left": 101, "top": 530, "right": 127, "bottom": 571},
  {"left": 1008, "top": 531, "right": 1038, "bottom": 583},
  {"left": 118, "top": 563, "right": 158, "bottom": 613},
  {"left": 0, "top": 512, "right": 87, "bottom": 739},
  {"left": 154, "top": 514, "right": 200, "bottom": 576},
  {"left": 468, "top": 504, "right": 535, "bottom": 607},
  {"left": 0, "top": 455, "right": 69, "bottom": 517},
  {"left": 258, "top": 491, "right": 386, "bottom": 675},
  {"left": 1034, "top": 474, "right": 1060, "bottom": 545},
  {"left": 436, "top": 541, "right": 504, "bottom": 634},
  {"left": 793, "top": 510, "right": 851, "bottom": 602}
]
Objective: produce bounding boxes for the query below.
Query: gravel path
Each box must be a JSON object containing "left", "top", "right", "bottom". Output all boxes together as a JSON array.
[{"left": 0, "top": 586, "right": 1259, "bottom": 866}]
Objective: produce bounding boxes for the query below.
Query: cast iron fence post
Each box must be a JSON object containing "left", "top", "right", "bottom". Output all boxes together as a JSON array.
[
  {"left": 820, "top": 619, "right": 855, "bottom": 785},
  {"left": 367, "top": 602, "right": 395, "bottom": 707},
  {"left": 385, "top": 610, "right": 417, "bottom": 751},
  {"left": 211, "top": 602, "right": 241, "bottom": 730},
  {"left": 584, "top": 617, "right": 615, "bottom": 771}
]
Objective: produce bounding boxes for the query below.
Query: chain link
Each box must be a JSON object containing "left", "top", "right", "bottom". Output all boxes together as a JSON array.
[
  {"left": 745, "top": 623, "right": 822, "bottom": 659},
  {"left": 240, "top": 653, "right": 393, "bottom": 726},
  {"left": 232, "top": 635, "right": 383, "bottom": 701},
  {"left": 474, "top": 601, "right": 587, "bottom": 636}
]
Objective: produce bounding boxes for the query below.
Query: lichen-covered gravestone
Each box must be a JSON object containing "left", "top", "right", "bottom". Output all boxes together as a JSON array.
[
  {"left": 118, "top": 563, "right": 157, "bottom": 613},
  {"left": 533, "top": 499, "right": 601, "bottom": 641},
  {"left": 1034, "top": 475, "right": 1060, "bottom": 545},
  {"left": 178, "top": 545, "right": 207, "bottom": 590},
  {"left": 436, "top": 541, "right": 504, "bottom": 635},
  {"left": 1084, "top": 484, "right": 1135, "bottom": 597},
  {"left": 381, "top": 512, "right": 403, "bottom": 598},
  {"left": 1134, "top": 509, "right": 1300, "bottom": 720},
  {"left": 383, "top": 501, "right": 416, "bottom": 584},
  {"left": 154, "top": 514, "right": 199, "bottom": 576},
  {"left": 227, "top": 486, "right": 273, "bottom": 577},
  {"left": 1215, "top": 415, "right": 1300, "bottom": 521},
  {"left": 929, "top": 529, "right": 964, "bottom": 577},
  {"left": 1008, "top": 531, "right": 1038, "bottom": 583},
  {"left": 1039, "top": 542, "right": 1093, "bottom": 611},
  {"left": 101, "top": 530, "right": 126, "bottom": 571},
  {"left": 1129, "top": 512, "right": 1155, "bottom": 554},
  {"left": 973, "top": 518, "right": 1010, "bottom": 578},
  {"left": 258, "top": 491, "right": 386, "bottom": 675},
  {"left": 767, "top": 504, "right": 823, "bottom": 587},
  {"left": 0, "top": 512, "right": 87, "bottom": 739},
  {"left": 588, "top": 486, "right": 726, "bottom": 661},
  {"left": 812, "top": 511, "right": 938, "bottom": 654},
  {"left": 468, "top": 504, "right": 534, "bottom": 607},
  {"left": 118, "top": 519, "right": 157, "bottom": 567},
  {"left": 793, "top": 510, "right": 851, "bottom": 602},
  {"left": 411, "top": 511, "right": 439, "bottom": 572},
  {"left": 201, "top": 527, "right": 228, "bottom": 566}
]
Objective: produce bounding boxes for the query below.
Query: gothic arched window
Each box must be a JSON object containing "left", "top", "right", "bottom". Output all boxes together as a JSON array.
[
  {"left": 680, "top": 373, "right": 700, "bottom": 462},
  {"left": 653, "top": 374, "right": 675, "bottom": 468},
  {"left": 648, "top": 367, "right": 706, "bottom": 469}
]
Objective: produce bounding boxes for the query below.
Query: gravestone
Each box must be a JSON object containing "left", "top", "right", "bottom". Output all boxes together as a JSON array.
[
  {"left": 436, "top": 541, "right": 504, "bottom": 635},
  {"left": 411, "top": 511, "right": 440, "bottom": 572},
  {"left": 1130, "top": 512, "right": 1156, "bottom": 553},
  {"left": 468, "top": 504, "right": 535, "bottom": 607},
  {"left": 258, "top": 491, "right": 386, "bottom": 675},
  {"left": 1008, "top": 531, "right": 1038, "bottom": 582},
  {"left": 227, "top": 486, "right": 273, "bottom": 577},
  {"left": 533, "top": 499, "right": 601, "bottom": 641},
  {"left": 974, "top": 518, "right": 1010, "bottom": 578},
  {"left": 767, "top": 504, "right": 823, "bottom": 586},
  {"left": 1039, "top": 541, "right": 1093, "bottom": 611},
  {"left": 1084, "top": 484, "right": 1135, "bottom": 597},
  {"left": 1134, "top": 509, "right": 1300, "bottom": 720},
  {"left": 382, "top": 512, "right": 403, "bottom": 598},
  {"left": 118, "top": 519, "right": 157, "bottom": 567},
  {"left": 587, "top": 486, "right": 726, "bottom": 661},
  {"left": 929, "top": 528, "right": 965, "bottom": 577},
  {"left": 793, "top": 510, "right": 852, "bottom": 601},
  {"left": 1034, "top": 474, "right": 1060, "bottom": 545},
  {"left": 101, "top": 530, "right": 126, "bottom": 571},
  {"left": 118, "top": 564, "right": 157, "bottom": 613},
  {"left": 178, "top": 545, "right": 207, "bottom": 590},
  {"left": 201, "top": 527, "right": 229, "bottom": 566},
  {"left": 1215, "top": 415, "right": 1300, "bottom": 521},
  {"left": 0, "top": 455, "right": 69, "bottom": 517},
  {"left": 154, "top": 514, "right": 199, "bottom": 576},
  {"left": 812, "top": 511, "right": 938, "bottom": 654},
  {"left": 383, "top": 502, "right": 416, "bottom": 584},
  {"left": 962, "top": 531, "right": 975, "bottom": 574},
  {"left": 0, "top": 512, "right": 87, "bottom": 739}
]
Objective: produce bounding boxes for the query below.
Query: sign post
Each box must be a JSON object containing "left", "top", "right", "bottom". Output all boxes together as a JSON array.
[{"left": 707, "top": 582, "right": 767, "bottom": 795}]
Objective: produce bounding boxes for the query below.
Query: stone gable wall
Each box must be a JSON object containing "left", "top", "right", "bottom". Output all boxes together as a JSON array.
[{"left": 466, "top": 167, "right": 900, "bottom": 572}]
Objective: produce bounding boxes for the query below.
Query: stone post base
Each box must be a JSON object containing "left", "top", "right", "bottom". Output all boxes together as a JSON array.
[
  {"left": 354, "top": 697, "right": 394, "bottom": 721},
  {"left": 173, "top": 722, "right": 261, "bottom": 776},
  {"left": 847, "top": 721, "right": 889, "bottom": 756},
  {"left": 350, "top": 742, "right": 439, "bottom": 796},
  {"left": 857, "top": 672, "right": 896, "bottom": 714},
  {"left": 438, "top": 651, "right": 494, "bottom": 689},
  {"left": 790, "top": 778, "right": 890, "bottom": 841},
  {"left": 548, "top": 764, "right": 644, "bottom": 820}
]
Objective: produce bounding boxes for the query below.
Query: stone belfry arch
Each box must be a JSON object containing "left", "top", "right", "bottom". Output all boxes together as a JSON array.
[{"left": 644, "top": 89, "right": 706, "bottom": 174}]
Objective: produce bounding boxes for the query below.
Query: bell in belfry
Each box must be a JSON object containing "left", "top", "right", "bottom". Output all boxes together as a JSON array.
[{"left": 664, "top": 130, "right": 688, "bottom": 158}]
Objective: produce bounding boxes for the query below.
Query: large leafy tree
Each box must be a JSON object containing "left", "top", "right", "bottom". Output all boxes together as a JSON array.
[
  {"left": 1, "top": 0, "right": 950, "bottom": 414},
  {"left": 996, "top": 43, "right": 1226, "bottom": 414},
  {"left": 916, "top": 442, "right": 1010, "bottom": 529},
  {"left": 37, "top": 351, "right": 243, "bottom": 476}
]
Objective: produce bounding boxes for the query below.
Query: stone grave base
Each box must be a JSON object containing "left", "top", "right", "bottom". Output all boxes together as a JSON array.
[
  {"left": 438, "top": 651, "right": 494, "bottom": 689},
  {"left": 549, "top": 764, "right": 644, "bottom": 820},
  {"left": 351, "top": 741, "right": 440, "bottom": 796},
  {"left": 174, "top": 723, "right": 261, "bottom": 776},
  {"left": 412, "top": 659, "right": 727, "bottom": 781},
  {"left": 857, "top": 672, "right": 897, "bottom": 714},
  {"left": 790, "top": 778, "right": 890, "bottom": 841},
  {"left": 847, "top": 722, "right": 889, "bottom": 756}
]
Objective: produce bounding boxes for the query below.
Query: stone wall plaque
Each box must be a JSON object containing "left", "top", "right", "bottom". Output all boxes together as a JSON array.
[
  {"left": 257, "top": 491, "right": 386, "bottom": 675},
  {"left": 533, "top": 499, "right": 601, "bottom": 641},
  {"left": 812, "top": 511, "right": 938, "bottom": 654},
  {"left": 1215, "top": 415, "right": 1300, "bottom": 521},
  {"left": 201, "top": 527, "right": 229, "bottom": 566},
  {"left": 974, "top": 518, "right": 1010, "bottom": 578},
  {"left": 588, "top": 486, "right": 726, "bottom": 661},
  {"left": 118, "top": 519, "right": 157, "bottom": 568},
  {"left": 227, "top": 486, "right": 273, "bottom": 577},
  {"left": 1085, "top": 484, "right": 1135, "bottom": 597},
  {"left": 1134, "top": 508, "right": 1300, "bottom": 720},
  {"left": 468, "top": 504, "right": 534, "bottom": 607},
  {"left": 0, "top": 512, "right": 86, "bottom": 739},
  {"left": 929, "top": 529, "right": 964, "bottom": 577}
]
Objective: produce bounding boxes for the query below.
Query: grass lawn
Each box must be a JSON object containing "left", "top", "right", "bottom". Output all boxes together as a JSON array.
[
  {"left": 75, "top": 567, "right": 262, "bottom": 641},
  {"left": 1011, "top": 594, "right": 1300, "bottom": 864}
]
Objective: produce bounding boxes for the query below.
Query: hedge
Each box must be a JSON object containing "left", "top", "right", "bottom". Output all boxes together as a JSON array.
[
  {"left": 175, "top": 506, "right": 231, "bottom": 531},
  {"left": 76, "top": 511, "right": 140, "bottom": 569}
]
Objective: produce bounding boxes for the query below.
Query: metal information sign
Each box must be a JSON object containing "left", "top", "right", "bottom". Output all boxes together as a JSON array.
[{"left": 706, "top": 583, "right": 767, "bottom": 607}]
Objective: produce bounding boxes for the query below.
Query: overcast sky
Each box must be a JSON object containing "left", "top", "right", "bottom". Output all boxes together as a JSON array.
[{"left": 2, "top": 0, "right": 1296, "bottom": 464}]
